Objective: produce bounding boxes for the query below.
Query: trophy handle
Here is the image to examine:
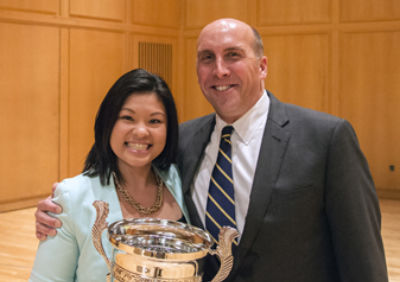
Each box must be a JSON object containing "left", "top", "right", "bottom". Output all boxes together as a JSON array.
[
  {"left": 209, "top": 226, "right": 239, "bottom": 282},
  {"left": 92, "top": 200, "right": 111, "bottom": 270}
]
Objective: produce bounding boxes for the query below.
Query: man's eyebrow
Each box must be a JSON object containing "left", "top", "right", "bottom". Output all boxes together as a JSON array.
[
  {"left": 197, "top": 49, "right": 213, "bottom": 55},
  {"left": 198, "top": 47, "right": 244, "bottom": 55},
  {"left": 224, "top": 47, "right": 245, "bottom": 53}
]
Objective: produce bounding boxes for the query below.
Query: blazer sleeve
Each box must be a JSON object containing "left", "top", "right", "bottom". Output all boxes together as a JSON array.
[
  {"left": 325, "top": 119, "right": 388, "bottom": 282},
  {"left": 29, "top": 183, "right": 79, "bottom": 282}
]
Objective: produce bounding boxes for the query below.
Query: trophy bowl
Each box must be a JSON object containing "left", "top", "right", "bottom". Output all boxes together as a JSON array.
[{"left": 92, "top": 200, "right": 239, "bottom": 282}]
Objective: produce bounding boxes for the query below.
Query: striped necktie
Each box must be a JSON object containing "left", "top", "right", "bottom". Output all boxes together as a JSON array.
[{"left": 206, "top": 125, "right": 238, "bottom": 246}]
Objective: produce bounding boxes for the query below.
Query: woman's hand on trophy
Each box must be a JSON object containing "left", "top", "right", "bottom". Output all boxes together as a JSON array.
[{"left": 35, "top": 183, "right": 63, "bottom": 240}]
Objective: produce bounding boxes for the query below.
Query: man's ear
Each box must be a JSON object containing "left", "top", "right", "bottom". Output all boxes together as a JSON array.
[{"left": 259, "top": 56, "right": 268, "bottom": 79}]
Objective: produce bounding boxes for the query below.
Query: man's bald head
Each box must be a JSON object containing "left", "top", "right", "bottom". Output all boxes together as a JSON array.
[{"left": 198, "top": 18, "right": 264, "bottom": 58}]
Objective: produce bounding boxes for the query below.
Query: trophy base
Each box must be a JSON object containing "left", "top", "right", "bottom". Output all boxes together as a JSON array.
[{"left": 109, "top": 264, "right": 202, "bottom": 282}]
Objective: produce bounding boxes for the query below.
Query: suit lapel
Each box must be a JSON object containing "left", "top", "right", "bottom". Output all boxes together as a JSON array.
[
  {"left": 235, "top": 92, "right": 291, "bottom": 266},
  {"left": 182, "top": 116, "right": 216, "bottom": 229}
]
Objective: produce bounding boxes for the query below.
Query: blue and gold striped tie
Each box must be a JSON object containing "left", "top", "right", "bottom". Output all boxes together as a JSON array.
[{"left": 206, "top": 125, "right": 237, "bottom": 246}]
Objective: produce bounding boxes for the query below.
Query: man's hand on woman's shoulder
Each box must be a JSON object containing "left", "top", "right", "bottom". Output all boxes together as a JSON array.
[{"left": 35, "top": 183, "right": 63, "bottom": 241}]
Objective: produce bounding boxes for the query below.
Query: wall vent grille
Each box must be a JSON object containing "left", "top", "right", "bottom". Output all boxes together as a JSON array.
[{"left": 138, "top": 42, "right": 172, "bottom": 86}]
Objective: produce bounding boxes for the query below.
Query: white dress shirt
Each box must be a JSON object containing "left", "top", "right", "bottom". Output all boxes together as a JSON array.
[{"left": 191, "top": 91, "right": 270, "bottom": 239}]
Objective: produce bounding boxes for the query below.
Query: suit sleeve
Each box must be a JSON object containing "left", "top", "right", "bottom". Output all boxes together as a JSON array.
[
  {"left": 29, "top": 183, "right": 79, "bottom": 282},
  {"left": 325, "top": 119, "right": 388, "bottom": 282}
]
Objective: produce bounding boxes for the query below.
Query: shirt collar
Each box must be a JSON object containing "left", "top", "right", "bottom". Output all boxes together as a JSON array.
[{"left": 215, "top": 90, "right": 270, "bottom": 145}]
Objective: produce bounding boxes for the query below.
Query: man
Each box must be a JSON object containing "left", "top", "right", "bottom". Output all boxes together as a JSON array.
[{"left": 35, "top": 18, "right": 388, "bottom": 281}]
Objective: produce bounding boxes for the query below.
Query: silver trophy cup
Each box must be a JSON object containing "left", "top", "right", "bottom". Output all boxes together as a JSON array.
[{"left": 92, "top": 200, "right": 239, "bottom": 282}]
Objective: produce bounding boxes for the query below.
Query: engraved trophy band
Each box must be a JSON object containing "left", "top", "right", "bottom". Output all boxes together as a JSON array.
[{"left": 92, "top": 200, "right": 239, "bottom": 282}]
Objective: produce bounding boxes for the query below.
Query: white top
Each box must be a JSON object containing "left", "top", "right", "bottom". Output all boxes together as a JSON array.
[{"left": 191, "top": 91, "right": 270, "bottom": 239}]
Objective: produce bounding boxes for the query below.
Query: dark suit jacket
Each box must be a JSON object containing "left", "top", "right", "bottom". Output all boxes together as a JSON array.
[{"left": 177, "top": 91, "right": 388, "bottom": 282}]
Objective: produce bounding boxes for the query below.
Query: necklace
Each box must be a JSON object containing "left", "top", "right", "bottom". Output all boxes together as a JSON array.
[{"left": 113, "top": 172, "right": 164, "bottom": 216}]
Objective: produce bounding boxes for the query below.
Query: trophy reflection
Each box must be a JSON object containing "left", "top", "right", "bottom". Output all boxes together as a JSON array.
[{"left": 92, "top": 200, "right": 239, "bottom": 282}]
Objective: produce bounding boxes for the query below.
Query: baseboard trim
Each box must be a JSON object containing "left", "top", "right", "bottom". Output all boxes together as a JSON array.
[
  {"left": 377, "top": 189, "right": 400, "bottom": 200},
  {"left": 0, "top": 194, "right": 47, "bottom": 213}
]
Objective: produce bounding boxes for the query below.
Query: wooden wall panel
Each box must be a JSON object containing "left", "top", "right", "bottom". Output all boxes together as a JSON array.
[
  {"left": 182, "top": 37, "right": 214, "bottom": 121},
  {"left": 0, "top": 0, "right": 58, "bottom": 14},
  {"left": 0, "top": 0, "right": 183, "bottom": 211},
  {"left": 69, "top": 0, "right": 126, "bottom": 21},
  {"left": 131, "top": 0, "right": 180, "bottom": 28},
  {"left": 264, "top": 33, "right": 330, "bottom": 112},
  {"left": 0, "top": 23, "right": 59, "bottom": 207},
  {"left": 258, "top": 0, "right": 331, "bottom": 25},
  {"left": 185, "top": 0, "right": 248, "bottom": 28},
  {"left": 340, "top": 0, "right": 400, "bottom": 22},
  {"left": 339, "top": 31, "right": 400, "bottom": 190},
  {"left": 69, "top": 29, "right": 125, "bottom": 176},
  {"left": 1, "top": 0, "right": 400, "bottom": 208}
]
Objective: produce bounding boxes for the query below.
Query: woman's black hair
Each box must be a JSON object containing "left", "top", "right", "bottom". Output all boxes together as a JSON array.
[{"left": 83, "top": 68, "right": 179, "bottom": 185}]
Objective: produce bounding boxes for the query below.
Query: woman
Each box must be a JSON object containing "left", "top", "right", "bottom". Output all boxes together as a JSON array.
[{"left": 30, "top": 69, "right": 189, "bottom": 281}]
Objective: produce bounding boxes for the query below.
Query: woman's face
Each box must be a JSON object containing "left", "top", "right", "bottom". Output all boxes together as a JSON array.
[{"left": 110, "top": 92, "right": 167, "bottom": 172}]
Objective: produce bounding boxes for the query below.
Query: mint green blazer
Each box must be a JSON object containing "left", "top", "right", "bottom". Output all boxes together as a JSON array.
[{"left": 30, "top": 164, "right": 189, "bottom": 282}]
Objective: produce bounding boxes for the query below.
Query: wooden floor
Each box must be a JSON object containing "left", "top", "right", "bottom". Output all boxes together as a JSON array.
[
  {"left": 382, "top": 199, "right": 400, "bottom": 281},
  {"left": 0, "top": 199, "right": 399, "bottom": 281}
]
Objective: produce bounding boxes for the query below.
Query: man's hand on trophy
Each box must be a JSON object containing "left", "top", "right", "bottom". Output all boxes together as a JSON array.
[{"left": 35, "top": 183, "right": 63, "bottom": 240}]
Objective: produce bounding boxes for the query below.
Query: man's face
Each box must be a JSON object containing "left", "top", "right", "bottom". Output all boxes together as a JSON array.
[{"left": 196, "top": 19, "right": 267, "bottom": 123}]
